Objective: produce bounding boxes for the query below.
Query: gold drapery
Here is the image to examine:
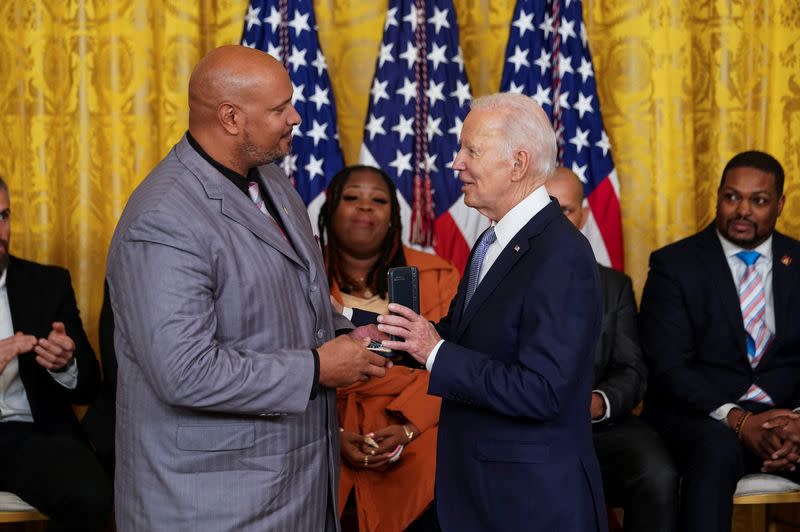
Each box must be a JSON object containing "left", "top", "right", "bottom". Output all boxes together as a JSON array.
[{"left": 1, "top": 0, "right": 799, "bottom": 348}]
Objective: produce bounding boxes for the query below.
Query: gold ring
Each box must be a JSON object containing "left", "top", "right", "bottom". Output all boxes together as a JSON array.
[{"left": 364, "top": 455, "right": 369, "bottom": 466}]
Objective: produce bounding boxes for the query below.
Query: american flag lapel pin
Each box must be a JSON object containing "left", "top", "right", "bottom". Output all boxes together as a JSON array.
[
  {"left": 514, "top": 244, "right": 520, "bottom": 252},
  {"left": 781, "top": 255, "right": 792, "bottom": 266}
]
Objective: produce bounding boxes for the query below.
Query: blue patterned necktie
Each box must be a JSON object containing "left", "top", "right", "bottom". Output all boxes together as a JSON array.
[
  {"left": 463, "top": 226, "right": 496, "bottom": 311},
  {"left": 736, "top": 250, "right": 774, "bottom": 404}
]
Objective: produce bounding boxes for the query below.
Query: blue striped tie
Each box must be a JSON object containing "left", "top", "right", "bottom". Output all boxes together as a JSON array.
[
  {"left": 736, "top": 250, "right": 774, "bottom": 405},
  {"left": 463, "top": 227, "right": 496, "bottom": 312}
]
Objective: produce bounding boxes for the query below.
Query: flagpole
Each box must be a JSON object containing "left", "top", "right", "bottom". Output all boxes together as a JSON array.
[{"left": 550, "top": 0, "right": 565, "bottom": 163}]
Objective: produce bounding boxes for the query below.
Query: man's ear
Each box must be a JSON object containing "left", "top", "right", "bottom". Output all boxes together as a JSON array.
[
  {"left": 218, "top": 102, "right": 241, "bottom": 134},
  {"left": 510, "top": 149, "right": 530, "bottom": 182}
]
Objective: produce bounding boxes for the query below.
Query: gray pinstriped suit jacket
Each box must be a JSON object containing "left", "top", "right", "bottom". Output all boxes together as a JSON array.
[{"left": 107, "top": 136, "right": 347, "bottom": 531}]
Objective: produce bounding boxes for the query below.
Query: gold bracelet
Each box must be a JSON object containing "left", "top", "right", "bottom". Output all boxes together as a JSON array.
[
  {"left": 402, "top": 424, "right": 414, "bottom": 442},
  {"left": 735, "top": 411, "right": 752, "bottom": 440}
]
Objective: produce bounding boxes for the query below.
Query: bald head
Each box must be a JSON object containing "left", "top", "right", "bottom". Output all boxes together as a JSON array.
[
  {"left": 549, "top": 167, "right": 587, "bottom": 229},
  {"left": 187, "top": 45, "right": 300, "bottom": 175}
]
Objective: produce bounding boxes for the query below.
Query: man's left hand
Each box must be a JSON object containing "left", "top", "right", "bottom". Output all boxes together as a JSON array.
[
  {"left": 377, "top": 304, "right": 440, "bottom": 365},
  {"left": 34, "top": 322, "right": 75, "bottom": 371}
]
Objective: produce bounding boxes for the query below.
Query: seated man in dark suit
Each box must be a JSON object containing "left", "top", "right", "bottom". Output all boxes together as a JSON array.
[
  {"left": 549, "top": 167, "right": 677, "bottom": 532},
  {"left": 639, "top": 151, "right": 800, "bottom": 532},
  {"left": 0, "top": 176, "right": 111, "bottom": 531}
]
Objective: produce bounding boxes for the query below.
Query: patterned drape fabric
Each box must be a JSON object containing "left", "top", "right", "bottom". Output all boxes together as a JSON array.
[{"left": 1, "top": 0, "right": 798, "bottom": 348}]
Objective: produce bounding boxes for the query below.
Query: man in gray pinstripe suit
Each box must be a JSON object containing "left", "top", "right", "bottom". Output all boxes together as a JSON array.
[{"left": 106, "top": 46, "right": 389, "bottom": 531}]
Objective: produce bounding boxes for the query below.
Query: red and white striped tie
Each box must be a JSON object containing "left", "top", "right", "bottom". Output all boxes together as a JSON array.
[{"left": 736, "top": 250, "right": 773, "bottom": 404}]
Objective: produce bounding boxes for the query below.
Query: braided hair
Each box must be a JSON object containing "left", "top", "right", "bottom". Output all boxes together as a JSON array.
[{"left": 318, "top": 165, "right": 406, "bottom": 299}]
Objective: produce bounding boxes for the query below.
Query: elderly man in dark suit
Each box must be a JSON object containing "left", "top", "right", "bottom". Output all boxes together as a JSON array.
[
  {"left": 640, "top": 150, "right": 800, "bottom": 532},
  {"left": 107, "top": 46, "right": 389, "bottom": 531},
  {"left": 549, "top": 167, "right": 677, "bottom": 532},
  {"left": 378, "top": 93, "right": 607, "bottom": 532},
  {"left": 0, "top": 177, "right": 111, "bottom": 531}
]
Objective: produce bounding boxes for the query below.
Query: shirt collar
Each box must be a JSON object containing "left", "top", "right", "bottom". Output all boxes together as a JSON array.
[
  {"left": 186, "top": 131, "right": 258, "bottom": 196},
  {"left": 717, "top": 229, "right": 773, "bottom": 262},
  {"left": 493, "top": 185, "right": 552, "bottom": 248},
  {"left": 0, "top": 267, "right": 7, "bottom": 290}
]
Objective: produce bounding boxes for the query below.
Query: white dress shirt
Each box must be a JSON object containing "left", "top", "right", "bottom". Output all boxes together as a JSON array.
[
  {"left": 425, "top": 185, "right": 553, "bottom": 371},
  {"left": 0, "top": 267, "right": 78, "bottom": 423},
  {"left": 710, "top": 232, "right": 774, "bottom": 423}
]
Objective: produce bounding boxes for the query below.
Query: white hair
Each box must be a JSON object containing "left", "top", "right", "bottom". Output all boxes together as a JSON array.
[{"left": 470, "top": 92, "right": 557, "bottom": 180}]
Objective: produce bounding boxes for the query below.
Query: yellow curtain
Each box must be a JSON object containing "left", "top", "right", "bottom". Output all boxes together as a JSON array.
[{"left": 1, "top": 0, "right": 799, "bottom": 349}]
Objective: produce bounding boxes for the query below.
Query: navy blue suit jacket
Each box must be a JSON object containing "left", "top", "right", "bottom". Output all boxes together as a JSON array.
[
  {"left": 430, "top": 200, "right": 606, "bottom": 532},
  {"left": 640, "top": 224, "right": 800, "bottom": 417}
]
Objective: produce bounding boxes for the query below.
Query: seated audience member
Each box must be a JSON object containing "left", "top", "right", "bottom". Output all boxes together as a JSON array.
[
  {"left": 548, "top": 168, "right": 677, "bottom": 532},
  {"left": 318, "top": 165, "right": 460, "bottom": 532},
  {"left": 639, "top": 151, "right": 800, "bottom": 532},
  {"left": 0, "top": 177, "right": 112, "bottom": 530},
  {"left": 82, "top": 281, "right": 116, "bottom": 478}
]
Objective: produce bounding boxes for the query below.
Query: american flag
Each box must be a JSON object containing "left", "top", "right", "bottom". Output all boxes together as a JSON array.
[
  {"left": 241, "top": 0, "right": 344, "bottom": 224},
  {"left": 359, "top": 0, "right": 489, "bottom": 272},
  {"left": 500, "top": 0, "right": 623, "bottom": 270}
]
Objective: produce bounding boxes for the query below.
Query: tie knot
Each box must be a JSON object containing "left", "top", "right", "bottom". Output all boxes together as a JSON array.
[
  {"left": 480, "top": 226, "right": 497, "bottom": 248},
  {"left": 736, "top": 250, "right": 761, "bottom": 267},
  {"left": 247, "top": 181, "right": 261, "bottom": 200}
]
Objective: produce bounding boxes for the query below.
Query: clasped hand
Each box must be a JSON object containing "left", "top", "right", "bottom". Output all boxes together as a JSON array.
[
  {"left": 340, "top": 425, "right": 411, "bottom": 471},
  {"left": 0, "top": 322, "right": 75, "bottom": 374},
  {"left": 738, "top": 409, "right": 800, "bottom": 472}
]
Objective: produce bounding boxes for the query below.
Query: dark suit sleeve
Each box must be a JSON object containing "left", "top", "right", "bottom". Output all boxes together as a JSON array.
[
  {"left": 639, "top": 251, "right": 727, "bottom": 414},
  {"left": 350, "top": 308, "right": 377, "bottom": 327},
  {"left": 54, "top": 269, "right": 101, "bottom": 404},
  {"left": 429, "top": 246, "right": 601, "bottom": 421},
  {"left": 595, "top": 272, "right": 647, "bottom": 419}
]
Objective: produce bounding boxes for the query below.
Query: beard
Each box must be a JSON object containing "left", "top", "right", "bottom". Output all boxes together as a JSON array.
[
  {"left": 241, "top": 130, "right": 291, "bottom": 168},
  {"left": 719, "top": 216, "right": 774, "bottom": 249}
]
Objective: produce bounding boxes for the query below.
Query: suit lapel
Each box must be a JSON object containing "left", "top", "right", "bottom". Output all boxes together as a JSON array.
[
  {"left": 769, "top": 233, "right": 798, "bottom": 354},
  {"left": 256, "top": 165, "right": 315, "bottom": 275},
  {"left": 175, "top": 137, "right": 305, "bottom": 270},
  {"left": 696, "top": 225, "right": 746, "bottom": 352},
  {"left": 454, "top": 201, "right": 560, "bottom": 341}
]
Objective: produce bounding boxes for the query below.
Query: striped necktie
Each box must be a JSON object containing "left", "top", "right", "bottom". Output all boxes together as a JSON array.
[
  {"left": 736, "top": 250, "right": 774, "bottom": 404},
  {"left": 463, "top": 226, "right": 496, "bottom": 312},
  {"left": 248, "top": 181, "right": 288, "bottom": 241}
]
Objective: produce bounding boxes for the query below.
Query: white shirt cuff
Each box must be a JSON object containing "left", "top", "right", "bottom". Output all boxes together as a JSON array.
[
  {"left": 342, "top": 306, "right": 353, "bottom": 321},
  {"left": 710, "top": 403, "right": 741, "bottom": 423},
  {"left": 591, "top": 389, "right": 612, "bottom": 423},
  {"left": 425, "top": 340, "right": 445, "bottom": 372},
  {"left": 48, "top": 358, "right": 78, "bottom": 390}
]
